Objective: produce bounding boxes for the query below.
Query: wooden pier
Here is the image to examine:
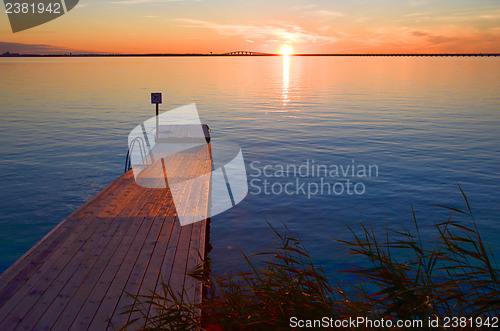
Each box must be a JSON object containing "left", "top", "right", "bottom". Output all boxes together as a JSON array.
[{"left": 0, "top": 143, "right": 212, "bottom": 330}]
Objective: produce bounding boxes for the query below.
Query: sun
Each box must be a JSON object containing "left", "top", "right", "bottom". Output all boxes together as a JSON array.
[{"left": 279, "top": 45, "right": 294, "bottom": 56}]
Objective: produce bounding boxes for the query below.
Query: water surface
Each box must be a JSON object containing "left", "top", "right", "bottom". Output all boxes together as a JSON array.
[{"left": 0, "top": 56, "right": 499, "bottom": 277}]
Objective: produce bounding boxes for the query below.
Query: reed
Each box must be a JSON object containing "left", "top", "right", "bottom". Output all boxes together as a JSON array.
[
  {"left": 334, "top": 185, "right": 499, "bottom": 328},
  {"left": 120, "top": 186, "right": 499, "bottom": 330}
]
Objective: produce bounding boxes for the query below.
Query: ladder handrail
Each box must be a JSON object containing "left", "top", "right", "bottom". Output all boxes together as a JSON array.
[{"left": 125, "top": 136, "right": 150, "bottom": 173}]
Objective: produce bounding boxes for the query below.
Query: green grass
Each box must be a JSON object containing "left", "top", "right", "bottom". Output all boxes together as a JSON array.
[{"left": 119, "top": 187, "right": 499, "bottom": 330}]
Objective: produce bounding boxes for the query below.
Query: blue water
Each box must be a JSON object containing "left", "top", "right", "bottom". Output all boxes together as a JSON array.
[{"left": 0, "top": 56, "right": 499, "bottom": 279}]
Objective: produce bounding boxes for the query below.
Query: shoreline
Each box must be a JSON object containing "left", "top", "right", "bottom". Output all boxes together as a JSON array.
[{"left": 1, "top": 52, "right": 500, "bottom": 58}]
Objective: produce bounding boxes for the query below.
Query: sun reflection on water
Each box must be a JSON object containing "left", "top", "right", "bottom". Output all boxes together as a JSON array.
[{"left": 282, "top": 55, "right": 290, "bottom": 105}]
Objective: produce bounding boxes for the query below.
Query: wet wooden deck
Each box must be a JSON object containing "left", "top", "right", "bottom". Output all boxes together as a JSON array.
[{"left": 0, "top": 144, "right": 212, "bottom": 330}]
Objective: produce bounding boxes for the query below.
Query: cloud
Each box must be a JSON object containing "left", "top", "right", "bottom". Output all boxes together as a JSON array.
[
  {"left": 401, "top": 8, "right": 500, "bottom": 23},
  {"left": 110, "top": 0, "right": 191, "bottom": 4},
  {"left": 426, "top": 34, "right": 460, "bottom": 45},
  {"left": 411, "top": 30, "right": 429, "bottom": 37},
  {"left": 172, "top": 19, "right": 339, "bottom": 45},
  {"left": 403, "top": 12, "right": 425, "bottom": 18},
  {"left": 480, "top": 15, "right": 500, "bottom": 20},
  {"left": 364, "top": 25, "right": 500, "bottom": 53},
  {"left": 0, "top": 41, "right": 100, "bottom": 54},
  {"left": 292, "top": 4, "right": 318, "bottom": 11},
  {"left": 305, "top": 10, "right": 344, "bottom": 18}
]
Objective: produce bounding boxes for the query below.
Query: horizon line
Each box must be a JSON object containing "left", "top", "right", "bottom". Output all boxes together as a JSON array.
[{"left": 1, "top": 51, "right": 500, "bottom": 57}]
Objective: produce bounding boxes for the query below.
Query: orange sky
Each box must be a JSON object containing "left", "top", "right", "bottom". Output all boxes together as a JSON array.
[{"left": 1, "top": 0, "right": 499, "bottom": 54}]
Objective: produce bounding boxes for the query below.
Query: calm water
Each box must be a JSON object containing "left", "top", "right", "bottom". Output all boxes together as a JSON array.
[{"left": 0, "top": 56, "right": 499, "bottom": 278}]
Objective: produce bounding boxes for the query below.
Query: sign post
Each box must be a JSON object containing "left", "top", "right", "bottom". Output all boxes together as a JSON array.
[{"left": 151, "top": 93, "right": 162, "bottom": 142}]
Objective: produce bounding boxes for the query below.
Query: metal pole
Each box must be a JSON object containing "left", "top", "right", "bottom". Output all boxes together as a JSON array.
[
  {"left": 156, "top": 103, "right": 159, "bottom": 143},
  {"left": 151, "top": 93, "right": 162, "bottom": 143}
]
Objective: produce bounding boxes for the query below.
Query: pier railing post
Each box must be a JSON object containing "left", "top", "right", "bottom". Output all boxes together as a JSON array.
[
  {"left": 156, "top": 103, "right": 159, "bottom": 142},
  {"left": 151, "top": 93, "right": 162, "bottom": 143}
]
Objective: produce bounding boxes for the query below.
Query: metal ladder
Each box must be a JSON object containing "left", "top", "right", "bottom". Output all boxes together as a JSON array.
[{"left": 124, "top": 136, "right": 150, "bottom": 173}]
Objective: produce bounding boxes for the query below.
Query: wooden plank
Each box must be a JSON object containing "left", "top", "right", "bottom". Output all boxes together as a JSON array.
[
  {"left": 193, "top": 219, "right": 207, "bottom": 315},
  {"left": 15, "top": 217, "right": 127, "bottom": 331},
  {"left": 166, "top": 223, "right": 194, "bottom": 302},
  {"left": 61, "top": 177, "right": 169, "bottom": 331},
  {"left": 149, "top": 153, "right": 199, "bottom": 301},
  {"left": 185, "top": 147, "right": 211, "bottom": 305},
  {"left": 0, "top": 141, "right": 211, "bottom": 331},
  {"left": 87, "top": 198, "right": 170, "bottom": 330},
  {"left": 104, "top": 219, "right": 167, "bottom": 328},
  {"left": 56, "top": 182, "right": 167, "bottom": 330},
  {"left": 184, "top": 220, "right": 205, "bottom": 303},
  {"left": 145, "top": 143, "right": 212, "bottom": 320},
  {"left": 97, "top": 171, "right": 176, "bottom": 330},
  {"left": 0, "top": 172, "right": 131, "bottom": 283},
  {"left": 0, "top": 173, "right": 134, "bottom": 296},
  {"left": 0, "top": 174, "right": 143, "bottom": 328},
  {"left": 166, "top": 145, "right": 211, "bottom": 226},
  {"left": 124, "top": 207, "right": 177, "bottom": 327},
  {"left": 169, "top": 170, "right": 207, "bottom": 301},
  {"left": 33, "top": 186, "right": 161, "bottom": 330},
  {"left": 109, "top": 145, "right": 212, "bottom": 328},
  {"left": 0, "top": 173, "right": 139, "bottom": 323},
  {"left": 66, "top": 190, "right": 167, "bottom": 331},
  {"left": 131, "top": 148, "right": 210, "bottom": 325},
  {"left": 0, "top": 172, "right": 133, "bottom": 295}
]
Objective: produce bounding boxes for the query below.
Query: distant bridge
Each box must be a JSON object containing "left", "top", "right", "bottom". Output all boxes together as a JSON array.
[{"left": 224, "top": 51, "right": 277, "bottom": 56}]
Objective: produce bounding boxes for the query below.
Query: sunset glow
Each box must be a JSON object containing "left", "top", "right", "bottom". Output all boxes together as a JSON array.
[{"left": 0, "top": 1, "right": 499, "bottom": 54}]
